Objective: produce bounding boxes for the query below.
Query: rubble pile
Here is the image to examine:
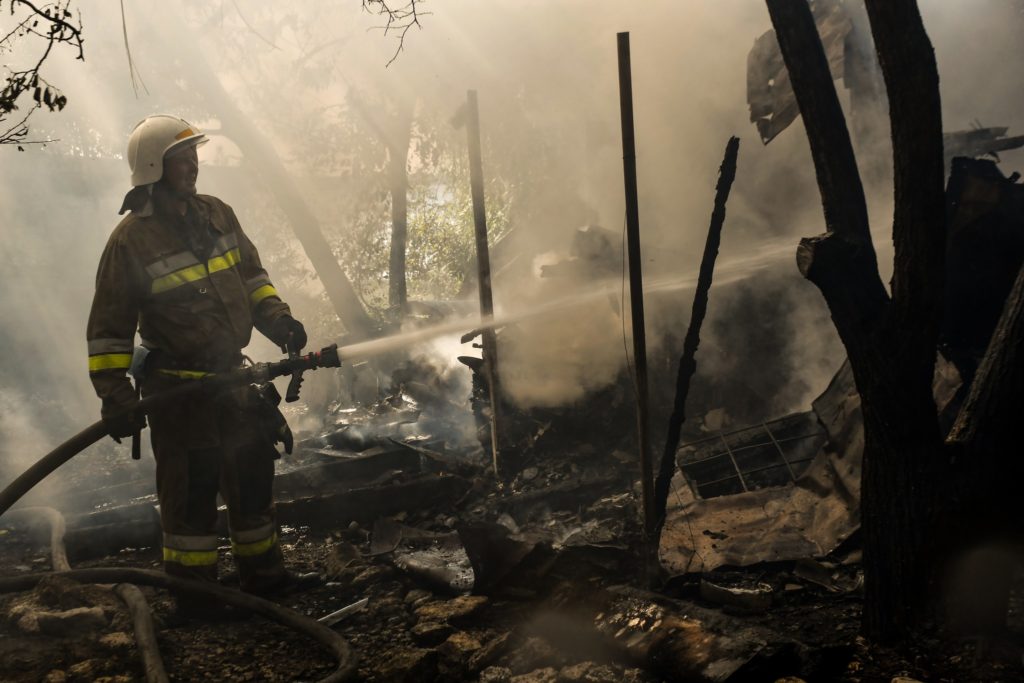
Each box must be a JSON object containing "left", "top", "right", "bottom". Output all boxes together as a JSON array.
[{"left": 4, "top": 200, "right": 1024, "bottom": 682}]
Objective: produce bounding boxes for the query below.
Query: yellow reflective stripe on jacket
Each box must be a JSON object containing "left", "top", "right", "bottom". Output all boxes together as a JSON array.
[
  {"left": 156, "top": 368, "right": 211, "bottom": 380},
  {"left": 208, "top": 247, "right": 241, "bottom": 275},
  {"left": 162, "top": 546, "right": 218, "bottom": 566},
  {"left": 231, "top": 531, "right": 278, "bottom": 558},
  {"left": 88, "top": 353, "right": 132, "bottom": 372},
  {"left": 249, "top": 284, "right": 279, "bottom": 305},
  {"left": 151, "top": 262, "right": 210, "bottom": 294},
  {"left": 149, "top": 248, "right": 242, "bottom": 294}
]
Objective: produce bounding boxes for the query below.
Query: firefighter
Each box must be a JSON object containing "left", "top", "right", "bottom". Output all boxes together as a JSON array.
[{"left": 87, "top": 114, "right": 316, "bottom": 606}]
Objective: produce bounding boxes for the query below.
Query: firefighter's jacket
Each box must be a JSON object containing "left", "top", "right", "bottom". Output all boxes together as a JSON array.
[{"left": 87, "top": 194, "right": 291, "bottom": 418}]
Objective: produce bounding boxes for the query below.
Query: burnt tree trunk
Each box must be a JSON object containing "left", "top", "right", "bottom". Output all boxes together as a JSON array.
[{"left": 766, "top": 0, "right": 946, "bottom": 641}]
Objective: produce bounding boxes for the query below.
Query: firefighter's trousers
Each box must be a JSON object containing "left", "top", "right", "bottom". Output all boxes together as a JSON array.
[{"left": 144, "top": 376, "right": 286, "bottom": 592}]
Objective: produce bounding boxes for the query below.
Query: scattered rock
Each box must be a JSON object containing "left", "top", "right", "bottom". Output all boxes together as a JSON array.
[
  {"left": 351, "top": 565, "right": 393, "bottom": 588},
  {"left": 15, "top": 609, "right": 40, "bottom": 634},
  {"left": 468, "top": 631, "right": 512, "bottom": 673},
  {"left": 35, "top": 576, "right": 98, "bottom": 611},
  {"left": 374, "top": 647, "right": 439, "bottom": 682},
  {"left": 0, "top": 635, "right": 67, "bottom": 671},
  {"left": 506, "top": 637, "right": 560, "bottom": 674},
  {"left": 410, "top": 621, "right": 454, "bottom": 647},
  {"left": 35, "top": 607, "right": 109, "bottom": 637},
  {"left": 67, "top": 659, "right": 98, "bottom": 680},
  {"left": 324, "top": 540, "right": 363, "bottom": 579},
  {"left": 496, "top": 514, "right": 520, "bottom": 534},
  {"left": 480, "top": 666, "right": 513, "bottom": 683},
  {"left": 438, "top": 631, "right": 483, "bottom": 660},
  {"left": 414, "top": 595, "right": 488, "bottom": 623},
  {"left": 43, "top": 671, "right": 67, "bottom": 683},
  {"left": 98, "top": 632, "right": 134, "bottom": 650},
  {"left": 559, "top": 661, "right": 619, "bottom": 682},
  {"left": 511, "top": 667, "right": 559, "bottom": 683}
]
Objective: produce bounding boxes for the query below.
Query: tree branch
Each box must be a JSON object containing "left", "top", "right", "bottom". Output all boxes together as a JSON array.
[{"left": 361, "top": 0, "right": 428, "bottom": 66}]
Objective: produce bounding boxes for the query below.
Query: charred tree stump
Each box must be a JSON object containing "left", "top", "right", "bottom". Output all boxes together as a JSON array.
[
  {"left": 653, "top": 137, "right": 739, "bottom": 529},
  {"left": 766, "top": 0, "right": 946, "bottom": 642}
]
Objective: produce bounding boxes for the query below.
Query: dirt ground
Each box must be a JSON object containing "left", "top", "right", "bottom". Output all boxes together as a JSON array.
[
  {"left": 2, "top": 374, "right": 1022, "bottom": 682},
  {"left": 2, "top": 512, "right": 1023, "bottom": 683}
]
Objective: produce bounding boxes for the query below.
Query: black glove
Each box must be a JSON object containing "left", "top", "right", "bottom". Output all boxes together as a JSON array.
[
  {"left": 271, "top": 316, "right": 307, "bottom": 354},
  {"left": 103, "top": 403, "right": 147, "bottom": 443}
]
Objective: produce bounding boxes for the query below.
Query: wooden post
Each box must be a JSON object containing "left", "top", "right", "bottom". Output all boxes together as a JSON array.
[
  {"left": 616, "top": 33, "right": 656, "bottom": 547},
  {"left": 465, "top": 89, "right": 503, "bottom": 482}
]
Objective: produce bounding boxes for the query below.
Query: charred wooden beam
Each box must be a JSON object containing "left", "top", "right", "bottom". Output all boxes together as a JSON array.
[
  {"left": 276, "top": 474, "right": 471, "bottom": 527},
  {"left": 653, "top": 137, "right": 740, "bottom": 528}
]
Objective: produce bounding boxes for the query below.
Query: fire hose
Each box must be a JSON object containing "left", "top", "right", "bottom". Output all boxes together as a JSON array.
[
  {"left": 0, "top": 345, "right": 357, "bottom": 681},
  {"left": 0, "top": 344, "right": 341, "bottom": 517}
]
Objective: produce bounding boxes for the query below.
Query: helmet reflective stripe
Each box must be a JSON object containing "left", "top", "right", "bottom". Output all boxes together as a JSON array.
[{"left": 126, "top": 114, "right": 207, "bottom": 187}]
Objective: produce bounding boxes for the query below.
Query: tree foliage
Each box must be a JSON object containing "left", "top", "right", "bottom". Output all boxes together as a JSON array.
[{"left": 0, "top": 0, "right": 82, "bottom": 147}]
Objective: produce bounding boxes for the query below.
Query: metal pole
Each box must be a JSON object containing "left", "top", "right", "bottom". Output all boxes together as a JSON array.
[
  {"left": 465, "top": 89, "right": 504, "bottom": 482},
  {"left": 616, "top": 33, "right": 656, "bottom": 548}
]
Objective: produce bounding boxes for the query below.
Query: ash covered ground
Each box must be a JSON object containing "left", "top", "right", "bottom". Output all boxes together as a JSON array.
[{"left": 2, "top": 350, "right": 1023, "bottom": 683}]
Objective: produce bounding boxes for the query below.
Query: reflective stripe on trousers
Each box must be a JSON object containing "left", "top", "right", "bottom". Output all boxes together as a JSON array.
[
  {"left": 162, "top": 532, "right": 218, "bottom": 567},
  {"left": 230, "top": 522, "right": 279, "bottom": 558}
]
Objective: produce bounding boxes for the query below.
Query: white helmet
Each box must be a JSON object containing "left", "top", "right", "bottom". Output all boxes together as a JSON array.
[{"left": 126, "top": 114, "right": 207, "bottom": 187}]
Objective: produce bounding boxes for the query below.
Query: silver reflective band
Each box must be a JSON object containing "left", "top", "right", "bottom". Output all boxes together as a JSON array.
[{"left": 88, "top": 337, "right": 134, "bottom": 355}]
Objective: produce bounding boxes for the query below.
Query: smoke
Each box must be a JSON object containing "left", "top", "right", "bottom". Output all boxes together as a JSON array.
[
  {"left": 500, "top": 294, "right": 627, "bottom": 409},
  {"left": 0, "top": 0, "right": 1022, "bottom": 507}
]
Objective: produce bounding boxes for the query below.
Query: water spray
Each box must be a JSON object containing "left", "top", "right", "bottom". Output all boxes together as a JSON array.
[{"left": 0, "top": 235, "right": 802, "bottom": 518}]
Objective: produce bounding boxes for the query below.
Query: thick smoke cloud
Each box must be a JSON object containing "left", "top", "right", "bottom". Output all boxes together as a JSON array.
[{"left": 0, "top": 1, "right": 1021, "bottom": 498}]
